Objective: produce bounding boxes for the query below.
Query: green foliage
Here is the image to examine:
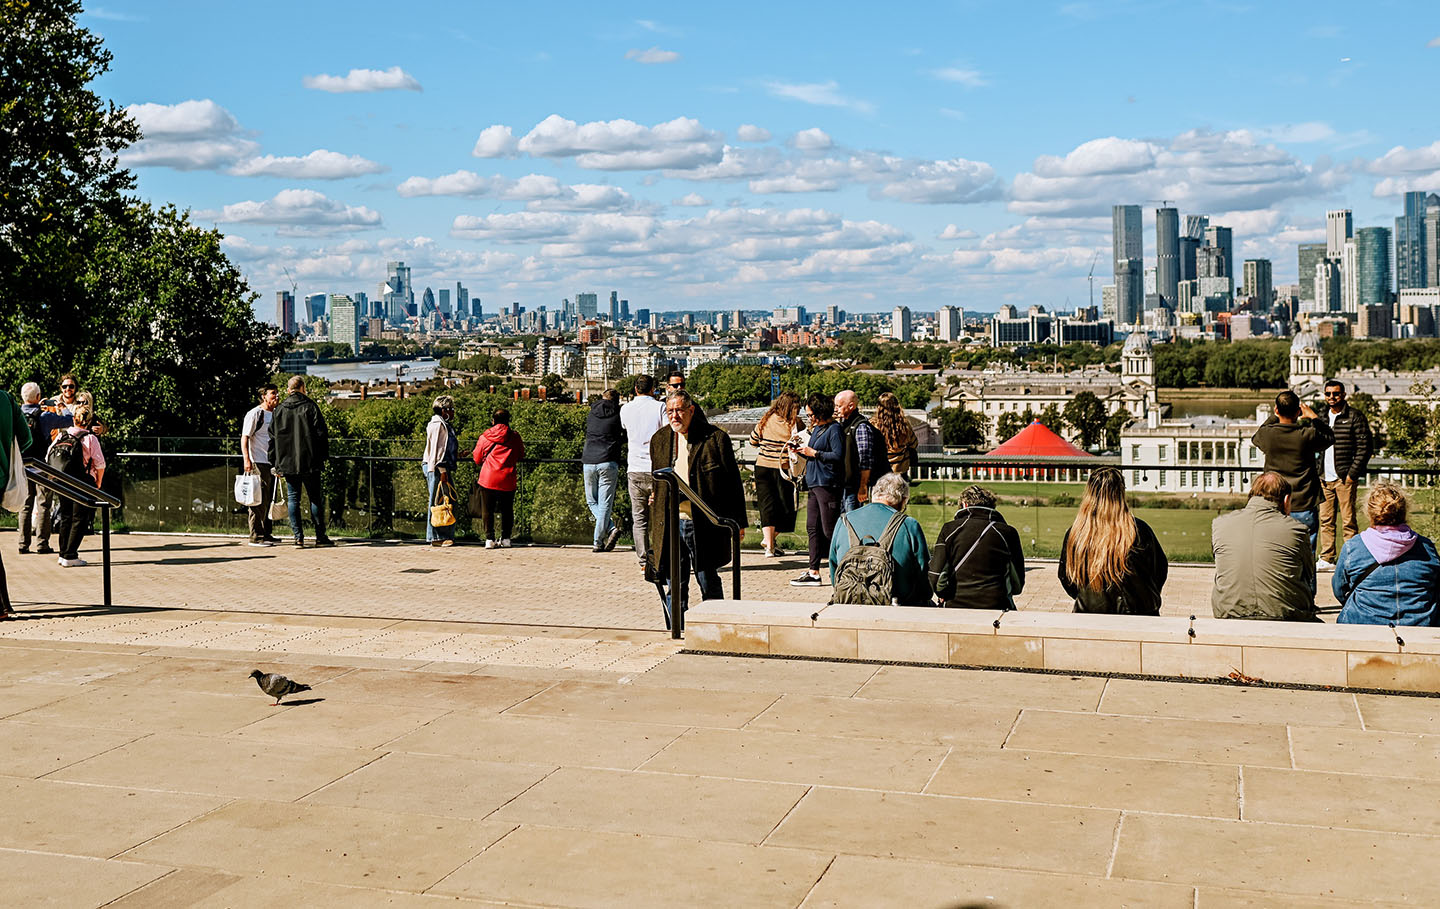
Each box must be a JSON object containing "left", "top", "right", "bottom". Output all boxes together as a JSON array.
[
  {"left": 937, "top": 407, "right": 986, "bottom": 448},
  {"left": 1033, "top": 403, "right": 1063, "bottom": 434},
  {"left": 1383, "top": 399, "right": 1431, "bottom": 460},
  {"left": 295, "top": 342, "right": 353, "bottom": 360},
  {"left": 440, "top": 354, "right": 510, "bottom": 374},
  {"left": 996, "top": 411, "right": 1026, "bottom": 443},
  {"left": 1103, "top": 410, "right": 1131, "bottom": 450},
  {"left": 1324, "top": 338, "right": 1440, "bottom": 373},
  {"left": 1062, "top": 391, "right": 1107, "bottom": 450},
  {"left": 1153, "top": 339, "right": 1293, "bottom": 389},
  {"left": 684, "top": 362, "right": 935, "bottom": 411}
]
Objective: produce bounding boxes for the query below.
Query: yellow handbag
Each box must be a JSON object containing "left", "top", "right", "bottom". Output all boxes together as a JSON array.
[{"left": 430, "top": 486, "right": 456, "bottom": 527}]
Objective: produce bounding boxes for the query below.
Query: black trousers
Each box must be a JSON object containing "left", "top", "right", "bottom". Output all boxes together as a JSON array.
[
  {"left": 246, "top": 463, "right": 275, "bottom": 541},
  {"left": 58, "top": 499, "right": 93, "bottom": 560},
  {"left": 479, "top": 487, "right": 514, "bottom": 540},
  {"left": 806, "top": 486, "right": 840, "bottom": 573}
]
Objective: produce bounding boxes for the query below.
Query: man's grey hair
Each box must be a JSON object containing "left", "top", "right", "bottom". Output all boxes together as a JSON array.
[
  {"left": 20, "top": 382, "right": 41, "bottom": 403},
  {"left": 960, "top": 485, "right": 997, "bottom": 509},
  {"left": 871, "top": 472, "right": 910, "bottom": 509},
  {"left": 665, "top": 388, "right": 693, "bottom": 409}
]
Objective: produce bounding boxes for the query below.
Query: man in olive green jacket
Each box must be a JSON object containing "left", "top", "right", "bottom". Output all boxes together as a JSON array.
[{"left": 1211, "top": 472, "right": 1318, "bottom": 621}]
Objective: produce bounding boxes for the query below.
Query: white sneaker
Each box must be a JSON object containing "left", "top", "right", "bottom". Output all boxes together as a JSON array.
[
  {"left": 484, "top": 539, "right": 495, "bottom": 549},
  {"left": 58, "top": 557, "right": 87, "bottom": 568},
  {"left": 1316, "top": 558, "right": 1336, "bottom": 571},
  {"left": 499, "top": 539, "right": 512, "bottom": 548}
]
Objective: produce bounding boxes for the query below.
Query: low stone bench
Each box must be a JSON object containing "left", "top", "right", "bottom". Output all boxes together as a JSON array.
[{"left": 685, "top": 601, "right": 1440, "bottom": 693}]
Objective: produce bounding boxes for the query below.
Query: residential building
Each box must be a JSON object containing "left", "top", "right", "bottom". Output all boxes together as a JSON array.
[
  {"left": 1326, "top": 209, "right": 1353, "bottom": 259},
  {"left": 329, "top": 294, "right": 360, "bottom": 354},
  {"left": 1426, "top": 194, "right": 1440, "bottom": 287},
  {"left": 275, "top": 291, "right": 295, "bottom": 336},
  {"left": 714, "top": 312, "right": 730, "bottom": 332},
  {"left": 936, "top": 305, "right": 962, "bottom": 342},
  {"left": 1342, "top": 239, "right": 1359, "bottom": 313},
  {"left": 1396, "top": 191, "right": 1428, "bottom": 291},
  {"left": 1356, "top": 304, "right": 1392, "bottom": 339},
  {"left": 1101, "top": 284, "right": 1117, "bottom": 322},
  {"left": 1314, "top": 258, "right": 1343, "bottom": 313},
  {"left": 1155, "top": 207, "right": 1180, "bottom": 308},
  {"left": 1242, "top": 259, "right": 1273, "bottom": 309},
  {"left": 1355, "top": 226, "right": 1393, "bottom": 308},
  {"left": 1297, "top": 243, "right": 1326, "bottom": 306},
  {"left": 891, "top": 306, "right": 912, "bottom": 341}
]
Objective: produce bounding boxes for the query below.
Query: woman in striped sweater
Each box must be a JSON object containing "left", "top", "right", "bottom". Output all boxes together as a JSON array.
[{"left": 749, "top": 391, "right": 805, "bottom": 557}]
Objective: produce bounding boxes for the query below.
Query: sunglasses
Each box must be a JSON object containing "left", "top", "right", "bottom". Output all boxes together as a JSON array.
[
  {"left": 61, "top": 384, "right": 77, "bottom": 390},
  {"left": 1324, "top": 392, "right": 1344, "bottom": 397}
]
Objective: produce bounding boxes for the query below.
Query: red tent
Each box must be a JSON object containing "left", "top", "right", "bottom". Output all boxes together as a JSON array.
[{"left": 985, "top": 421, "right": 1092, "bottom": 459}]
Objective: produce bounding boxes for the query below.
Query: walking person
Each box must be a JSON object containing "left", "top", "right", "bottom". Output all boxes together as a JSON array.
[
  {"left": 50, "top": 403, "right": 104, "bottom": 568},
  {"left": 1316, "top": 381, "right": 1373, "bottom": 571},
  {"left": 620, "top": 376, "right": 665, "bottom": 566},
  {"left": 1058, "top": 467, "right": 1168, "bottom": 615},
  {"left": 17, "top": 383, "right": 68, "bottom": 555},
  {"left": 835, "top": 389, "right": 886, "bottom": 513},
  {"left": 583, "top": 389, "right": 623, "bottom": 553},
  {"left": 1335, "top": 483, "right": 1440, "bottom": 626},
  {"left": 749, "top": 391, "right": 805, "bottom": 558},
  {"left": 240, "top": 383, "right": 280, "bottom": 547},
  {"left": 472, "top": 408, "right": 524, "bottom": 549},
  {"left": 646, "top": 389, "right": 747, "bottom": 623},
  {"left": 268, "top": 376, "right": 332, "bottom": 548},
  {"left": 791, "top": 392, "right": 845, "bottom": 587},
  {"left": 1, "top": 387, "right": 32, "bottom": 618},
  {"left": 872, "top": 391, "right": 919, "bottom": 479},
  {"left": 1252, "top": 390, "right": 1333, "bottom": 554},
  {"left": 422, "top": 395, "right": 458, "bottom": 548}
]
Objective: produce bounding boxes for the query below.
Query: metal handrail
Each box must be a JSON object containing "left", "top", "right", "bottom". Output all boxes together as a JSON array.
[
  {"left": 23, "top": 458, "right": 115, "bottom": 607},
  {"left": 652, "top": 467, "right": 743, "bottom": 639}
]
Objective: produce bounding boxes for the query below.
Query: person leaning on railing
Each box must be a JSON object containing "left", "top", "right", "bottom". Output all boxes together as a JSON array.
[
  {"left": 422, "top": 395, "right": 458, "bottom": 548},
  {"left": 472, "top": 408, "right": 523, "bottom": 549},
  {"left": 1058, "top": 467, "right": 1168, "bottom": 615},
  {"left": 928, "top": 485, "right": 1025, "bottom": 610},
  {"left": 1335, "top": 483, "right": 1440, "bottom": 626}
]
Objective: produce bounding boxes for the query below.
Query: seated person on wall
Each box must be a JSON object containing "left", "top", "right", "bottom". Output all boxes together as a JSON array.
[
  {"left": 827, "top": 473, "right": 931, "bottom": 606},
  {"left": 1211, "top": 472, "right": 1319, "bottom": 622},
  {"left": 928, "top": 485, "right": 1025, "bottom": 610},
  {"left": 1335, "top": 483, "right": 1440, "bottom": 626},
  {"left": 1058, "top": 467, "right": 1168, "bottom": 615}
]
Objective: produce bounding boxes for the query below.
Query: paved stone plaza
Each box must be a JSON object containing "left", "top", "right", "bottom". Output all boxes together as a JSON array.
[{"left": 2, "top": 532, "right": 1428, "bottom": 907}]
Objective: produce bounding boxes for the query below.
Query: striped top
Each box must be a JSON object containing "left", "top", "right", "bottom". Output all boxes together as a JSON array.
[{"left": 750, "top": 415, "right": 800, "bottom": 469}]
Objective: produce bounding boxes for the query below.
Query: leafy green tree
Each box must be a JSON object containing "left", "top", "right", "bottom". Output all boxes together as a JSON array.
[
  {"left": 996, "top": 411, "right": 1026, "bottom": 443},
  {"left": 1034, "top": 404, "right": 1063, "bottom": 434},
  {"left": 937, "top": 407, "right": 986, "bottom": 448},
  {"left": 1103, "top": 410, "right": 1132, "bottom": 450},
  {"left": 1383, "top": 400, "right": 1431, "bottom": 459},
  {"left": 1063, "top": 392, "right": 1107, "bottom": 450}
]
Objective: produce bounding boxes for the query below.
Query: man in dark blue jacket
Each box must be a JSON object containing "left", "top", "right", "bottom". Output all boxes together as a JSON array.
[{"left": 583, "top": 389, "right": 623, "bottom": 552}]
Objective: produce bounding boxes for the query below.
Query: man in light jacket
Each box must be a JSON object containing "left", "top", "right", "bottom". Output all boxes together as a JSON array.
[
  {"left": 620, "top": 375, "right": 664, "bottom": 566},
  {"left": 1211, "top": 472, "right": 1318, "bottom": 621}
]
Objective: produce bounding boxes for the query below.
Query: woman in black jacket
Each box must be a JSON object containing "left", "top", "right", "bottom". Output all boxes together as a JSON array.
[
  {"left": 1058, "top": 467, "right": 1168, "bottom": 615},
  {"left": 928, "top": 485, "right": 1025, "bottom": 609}
]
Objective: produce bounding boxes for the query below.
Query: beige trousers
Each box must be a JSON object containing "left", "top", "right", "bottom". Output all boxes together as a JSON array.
[{"left": 1319, "top": 478, "right": 1359, "bottom": 562}]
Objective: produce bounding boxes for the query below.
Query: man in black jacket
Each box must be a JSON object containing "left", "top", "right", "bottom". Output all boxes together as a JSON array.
[
  {"left": 268, "top": 376, "right": 332, "bottom": 548},
  {"left": 1316, "top": 380, "right": 1373, "bottom": 570},
  {"left": 928, "top": 485, "right": 1025, "bottom": 609},
  {"left": 583, "top": 389, "right": 623, "bottom": 552},
  {"left": 1252, "top": 390, "right": 1332, "bottom": 556}
]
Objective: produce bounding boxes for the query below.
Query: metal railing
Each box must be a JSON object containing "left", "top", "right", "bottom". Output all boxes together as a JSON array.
[
  {"left": 652, "top": 467, "right": 743, "bottom": 639},
  {"left": 23, "top": 457, "right": 120, "bottom": 607}
]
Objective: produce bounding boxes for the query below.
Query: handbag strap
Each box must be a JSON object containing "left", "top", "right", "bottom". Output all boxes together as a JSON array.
[{"left": 1340, "top": 560, "right": 1384, "bottom": 609}]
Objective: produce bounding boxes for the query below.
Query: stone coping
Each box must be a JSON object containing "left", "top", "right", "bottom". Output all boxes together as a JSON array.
[{"left": 685, "top": 601, "right": 1440, "bottom": 693}]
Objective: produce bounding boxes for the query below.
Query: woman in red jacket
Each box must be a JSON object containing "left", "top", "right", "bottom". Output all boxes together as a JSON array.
[{"left": 472, "top": 408, "right": 524, "bottom": 548}]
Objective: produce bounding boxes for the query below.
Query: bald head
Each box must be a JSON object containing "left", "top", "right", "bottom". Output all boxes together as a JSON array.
[{"left": 835, "top": 390, "right": 857, "bottom": 418}]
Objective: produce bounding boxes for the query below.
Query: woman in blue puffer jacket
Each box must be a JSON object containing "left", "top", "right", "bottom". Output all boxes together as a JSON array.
[{"left": 1335, "top": 483, "right": 1440, "bottom": 626}]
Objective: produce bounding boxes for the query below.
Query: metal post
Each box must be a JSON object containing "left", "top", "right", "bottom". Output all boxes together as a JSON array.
[
  {"left": 667, "top": 478, "right": 683, "bottom": 639},
  {"left": 730, "top": 525, "right": 742, "bottom": 601},
  {"left": 102, "top": 506, "right": 111, "bottom": 608}
]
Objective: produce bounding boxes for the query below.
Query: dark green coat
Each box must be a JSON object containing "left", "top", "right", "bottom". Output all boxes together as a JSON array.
[{"left": 645, "top": 411, "right": 748, "bottom": 581}]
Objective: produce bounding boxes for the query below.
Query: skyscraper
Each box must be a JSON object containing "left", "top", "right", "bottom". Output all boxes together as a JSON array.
[
  {"left": 1355, "top": 226, "right": 1393, "bottom": 308},
  {"left": 620, "top": 299, "right": 630, "bottom": 323},
  {"left": 420, "top": 287, "right": 435, "bottom": 315},
  {"left": 937, "top": 305, "right": 962, "bottom": 341},
  {"left": 1396, "top": 191, "right": 1428, "bottom": 291},
  {"left": 891, "top": 306, "right": 912, "bottom": 341},
  {"left": 383, "top": 261, "right": 413, "bottom": 324},
  {"left": 1342, "top": 239, "right": 1359, "bottom": 313},
  {"left": 1112, "top": 205, "right": 1143, "bottom": 324},
  {"left": 1314, "top": 259, "right": 1342, "bottom": 312},
  {"left": 456, "top": 282, "right": 468, "bottom": 319},
  {"left": 275, "top": 291, "right": 296, "bottom": 335},
  {"left": 1155, "top": 207, "right": 1180, "bottom": 308},
  {"left": 1297, "top": 243, "right": 1326, "bottom": 305},
  {"left": 1326, "top": 210, "right": 1353, "bottom": 259},
  {"left": 305, "top": 293, "right": 327, "bottom": 324},
  {"left": 1427, "top": 194, "right": 1440, "bottom": 288},
  {"left": 329, "top": 294, "right": 360, "bottom": 355},
  {"left": 437, "top": 288, "right": 450, "bottom": 315},
  {"left": 576, "top": 293, "right": 598, "bottom": 319},
  {"left": 1183, "top": 214, "right": 1209, "bottom": 240},
  {"left": 1242, "top": 259, "right": 1273, "bottom": 310},
  {"left": 609, "top": 291, "right": 619, "bottom": 325}
]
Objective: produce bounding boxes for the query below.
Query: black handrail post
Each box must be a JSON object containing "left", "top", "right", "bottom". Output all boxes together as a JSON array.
[
  {"left": 730, "top": 525, "right": 741, "bottom": 601},
  {"left": 102, "top": 506, "right": 111, "bottom": 608}
]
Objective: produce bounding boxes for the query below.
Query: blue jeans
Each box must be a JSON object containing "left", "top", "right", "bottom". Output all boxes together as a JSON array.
[
  {"left": 662, "top": 517, "right": 723, "bottom": 627},
  {"left": 285, "top": 471, "right": 325, "bottom": 540},
  {"left": 583, "top": 461, "right": 620, "bottom": 547},
  {"left": 842, "top": 492, "right": 861, "bottom": 514},
  {"left": 1290, "top": 508, "right": 1318, "bottom": 553},
  {"left": 425, "top": 467, "right": 454, "bottom": 542}
]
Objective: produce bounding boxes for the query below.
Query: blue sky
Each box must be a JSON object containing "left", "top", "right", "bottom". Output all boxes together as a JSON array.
[{"left": 88, "top": 0, "right": 1440, "bottom": 317}]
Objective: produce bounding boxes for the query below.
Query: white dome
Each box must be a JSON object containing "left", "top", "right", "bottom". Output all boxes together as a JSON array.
[
  {"left": 1122, "top": 332, "right": 1152, "bottom": 355},
  {"left": 1291, "top": 330, "right": 1321, "bottom": 353}
]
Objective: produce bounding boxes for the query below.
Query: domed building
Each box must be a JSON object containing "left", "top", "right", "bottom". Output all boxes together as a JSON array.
[{"left": 1288, "top": 331, "right": 1440, "bottom": 412}]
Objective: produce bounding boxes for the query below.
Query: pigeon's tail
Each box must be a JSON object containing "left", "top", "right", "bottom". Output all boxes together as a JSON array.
[{"left": 291, "top": 683, "right": 312, "bottom": 695}]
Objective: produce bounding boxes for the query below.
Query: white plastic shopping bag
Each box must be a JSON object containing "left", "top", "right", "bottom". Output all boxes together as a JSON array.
[{"left": 234, "top": 471, "right": 263, "bottom": 506}]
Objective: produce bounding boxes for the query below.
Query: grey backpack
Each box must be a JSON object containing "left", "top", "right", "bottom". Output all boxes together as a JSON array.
[{"left": 829, "top": 511, "right": 907, "bottom": 606}]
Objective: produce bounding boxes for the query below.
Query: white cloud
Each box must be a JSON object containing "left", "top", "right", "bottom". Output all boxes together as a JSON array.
[
  {"left": 1428, "top": 36, "right": 1440, "bottom": 48},
  {"left": 200, "top": 189, "right": 382, "bottom": 235},
  {"left": 302, "top": 66, "right": 422, "bottom": 93},
  {"left": 931, "top": 66, "right": 987, "bottom": 87},
  {"left": 399, "top": 170, "right": 638, "bottom": 211},
  {"left": 1031, "top": 137, "right": 1159, "bottom": 178},
  {"left": 1367, "top": 141, "right": 1440, "bottom": 197},
  {"left": 874, "top": 158, "right": 1002, "bottom": 204},
  {"left": 765, "top": 80, "right": 874, "bottom": 114},
  {"left": 790, "top": 128, "right": 833, "bottom": 151},
  {"left": 938, "top": 224, "right": 978, "bottom": 240},
  {"left": 625, "top": 47, "right": 680, "bottom": 64},
  {"left": 230, "top": 149, "right": 387, "bottom": 179},
  {"left": 486, "top": 114, "right": 724, "bottom": 170},
  {"left": 1255, "top": 122, "right": 1336, "bottom": 143},
  {"left": 121, "top": 99, "right": 258, "bottom": 170},
  {"left": 636, "top": 19, "right": 681, "bottom": 36},
  {"left": 673, "top": 193, "right": 711, "bottom": 206},
  {"left": 736, "top": 124, "right": 771, "bottom": 142},
  {"left": 452, "top": 211, "right": 655, "bottom": 243},
  {"left": 472, "top": 125, "right": 520, "bottom": 158}
]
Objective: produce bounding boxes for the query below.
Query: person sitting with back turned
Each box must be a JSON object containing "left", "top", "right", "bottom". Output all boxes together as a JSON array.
[
  {"left": 828, "top": 473, "right": 930, "bottom": 606},
  {"left": 1211, "top": 472, "right": 1318, "bottom": 622},
  {"left": 929, "top": 485, "right": 1025, "bottom": 610},
  {"left": 1252, "top": 389, "right": 1333, "bottom": 553},
  {"left": 1335, "top": 483, "right": 1440, "bottom": 626},
  {"left": 1058, "top": 467, "right": 1168, "bottom": 615}
]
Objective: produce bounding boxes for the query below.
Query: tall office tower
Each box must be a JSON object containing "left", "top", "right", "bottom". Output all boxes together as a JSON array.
[
  {"left": 1426, "top": 194, "right": 1440, "bottom": 287},
  {"left": 937, "top": 305, "right": 962, "bottom": 341},
  {"left": 456, "top": 282, "right": 468, "bottom": 317},
  {"left": 305, "top": 293, "right": 327, "bottom": 324},
  {"left": 1155, "top": 207, "right": 1180, "bottom": 307},
  {"left": 1115, "top": 259, "right": 1143, "bottom": 325},
  {"left": 1397, "top": 190, "right": 1429, "bottom": 291},
  {"left": 891, "top": 306, "right": 913, "bottom": 341},
  {"left": 608, "top": 291, "right": 619, "bottom": 325},
  {"left": 275, "top": 291, "right": 296, "bottom": 335},
  {"left": 1297, "top": 243, "right": 1327, "bottom": 305},
  {"left": 1355, "top": 227, "right": 1393, "bottom": 308},
  {"left": 437, "top": 288, "right": 450, "bottom": 315},
  {"left": 384, "top": 261, "right": 413, "bottom": 324},
  {"left": 681, "top": 313, "right": 694, "bottom": 330},
  {"left": 733, "top": 309, "right": 745, "bottom": 329},
  {"left": 1203, "top": 226, "right": 1233, "bottom": 278},
  {"left": 1183, "top": 214, "right": 1209, "bottom": 240},
  {"left": 1314, "top": 259, "right": 1342, "bottom": 312},
  {"left": 420, "top": 287, "right": 436, "bottom": 315},
  {"left": 620, "top": 299, "right": 630, "bottom": 323},
  {"left": 576, "top": 293, "right": 598, "bottom": 319},
  {"left": 351, "top": 291, "right": 370, "bottom": 320},
  {"left": 1326, "top": 210, "right": 1353, "bottom": 259},
  {"left": 1101, "top": 284, "right": 1117, "bottom": 322},
  {"left": 714, "top": 312, "right": 730, "bottom": 332},
  {"left": 329, "top": 294, "right": 360, "bottom": 355},
  {"left": 1341, "top": 239, "right": 1359, "bottom": 313},
  {"left": 641, "top": 310, "right": 654, "bottom": 328},
  {"left": 511, "top": 301, "right": 521, "bottom": 318},
  {"left": 1179, "top": 236, "right": 1199, "bottom": 282},
  {"left": 1242, "top": 259, "right": 1273, "bottom": 309},
  {"left": 471, "top": 298, "right": 482, "bottom": 320}
]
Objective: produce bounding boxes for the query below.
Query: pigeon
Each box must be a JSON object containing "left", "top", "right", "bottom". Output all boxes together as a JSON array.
[{"left": 249, "top": 669, "right": 311, "bottom": 706}]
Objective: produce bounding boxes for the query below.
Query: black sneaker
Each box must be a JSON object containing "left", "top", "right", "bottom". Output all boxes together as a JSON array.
[
  {"left": 17, "top": 545, "right": 29, "bottom": 555},
  {"left": 313, "top": 536, "right": 336, "bottom": 547},
  {"left": 293, "top": 537, "right": 305, "bottom": 549},
  {"left": 263, "top": 535, "right": 282, "bottom": 544},
  {"left": 790, "top": 572, "right": 822, "bottom": 587},
  {"left": 603, "top": 527, "right": 622, "bottom": 552},
  {"left": 35, "top": 544, "right": 53, "bottom": 555}
]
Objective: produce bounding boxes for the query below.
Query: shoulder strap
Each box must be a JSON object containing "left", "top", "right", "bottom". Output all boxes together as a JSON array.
[
  {"left": 951, "top": 519, "right": 1000, "bottom": 575},
  {"left": 1341, "top": 560, "right": 1384, "bottom": 608},
  {"left": 841, "top": 514, "right": 862, "bottom": 550},
  {"left": 877, "top": 511, "right": 907, "bottom": 552}
]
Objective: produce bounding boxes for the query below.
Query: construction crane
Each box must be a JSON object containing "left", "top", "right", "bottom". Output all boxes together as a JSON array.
[
  {"left": 1145, "top": 199, "right": 1176, "bottom": 209},
  {"left": 1086, "top": 251, "right": 1099, "bottom": 310},
  {"left": 282, "top": 266, "right": 298, "bottom": 298}
]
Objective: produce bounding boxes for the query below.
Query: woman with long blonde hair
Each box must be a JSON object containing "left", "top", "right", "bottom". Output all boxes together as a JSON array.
[
  {"left": 749, "top": 391, "right": 805, "bottom": 557},
  {"left": 872, "top": 392, "right": 918, "bottom": 477},
  {"left": 1058, "top": 467, "right": 1168, "bottom": 614}
]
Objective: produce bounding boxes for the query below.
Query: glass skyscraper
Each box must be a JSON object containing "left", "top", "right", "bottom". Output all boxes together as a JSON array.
[
  {"left": 1155, "top": 207, "right": 1179, "bottom": 308},
  {"left": 1396, "top": 190, "right": 1428, "bottom": 291},
  {"left": 1355, "top": 227, "right": 1392, "bottom": 308},
  {"left": 1112, "top": 205, "right": 1143, "bottom": 325}
]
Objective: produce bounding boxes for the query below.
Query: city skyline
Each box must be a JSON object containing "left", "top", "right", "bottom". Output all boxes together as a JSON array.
[{"left": 91, "top": 1, "right": 1440, "bottom": 316}]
